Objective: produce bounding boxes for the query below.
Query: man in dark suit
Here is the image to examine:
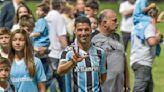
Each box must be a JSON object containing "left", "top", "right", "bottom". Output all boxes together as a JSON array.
[{"left": 0, "top": 0, "right": 22, "bottom": 29}]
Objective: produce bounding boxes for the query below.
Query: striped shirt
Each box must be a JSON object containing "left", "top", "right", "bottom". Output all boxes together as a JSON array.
[{"left": 60, "top": 42, "right": 106, "bottom": 92}]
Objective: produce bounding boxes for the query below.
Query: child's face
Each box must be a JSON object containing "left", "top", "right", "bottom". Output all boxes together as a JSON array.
[
  {"left": 12, "top": 33, "right": 25, "bottom": 52},
  {"left": 89, "top": 17, "right": 98, "bottom": 30},
  {"left": 0, "top": 34, "right": 10, "bottom": 48},
  {"left": 36, "top": 7, "right": 45, "bottom": 18},
  {"left": 76, "top": 0, "right": 85, "bottom": 12},
  {"left": 85, "top": 7, "right": 95, "bottom": 17},
  {"left": 18, "top": 6, "right": 29, "bottom": 18},
  {"left": 0, "top": 64, "right": 10, "bottom": 81}
]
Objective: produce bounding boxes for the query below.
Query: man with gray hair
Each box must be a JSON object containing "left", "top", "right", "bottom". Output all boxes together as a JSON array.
[{"left": 92, "top": 9, "right": 129, "bottom": 92}]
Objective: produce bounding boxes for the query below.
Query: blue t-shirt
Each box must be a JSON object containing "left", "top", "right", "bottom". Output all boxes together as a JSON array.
[
  {"left": 60, "top": 42, "right": 106, "bottom": 92},
  {"left": 133, "top": 0, "right": 151, "bottom": 24},
  {"left": 133, "top": 0, "right": 151, "bottom": 41},
  {"left": 32, "top": 18, "right": 49, "bottom": 48},
  {"left": 10, "top": 57, "right": 46, "bottom": 92}
]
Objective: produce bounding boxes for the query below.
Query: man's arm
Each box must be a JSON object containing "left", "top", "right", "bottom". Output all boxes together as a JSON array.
[
  {"left": 124, "top": 55, "right": 130, "bottom": 92},
  {"left": 57, "top": 59, "right": 76, "bottom": 76},
  {"left": 30, "top": 32, "right": 41, "bottom": 37},
  {"left": 59, "top": 35, "right": 67, "bottom": 49},
  {"left": 57, "top": 47, "right": 88, "bottom": 76},
  {"left": 143, "top": 3, "right": 156, "bottom": 13},
  {"left": 37, "top": 82, "right": 46, "bottom": 92},
  {"left": 121, "top": 9, "right": 134, "bottom": 17},
  {"left": 157, "top": 11, "right": 164, "bottom": 22},
  {"left": 147, "top": 31, "right": 161, "bottom": 46},
  {"left": 101, "top": 73, "right": 106, "bottom": 84}
]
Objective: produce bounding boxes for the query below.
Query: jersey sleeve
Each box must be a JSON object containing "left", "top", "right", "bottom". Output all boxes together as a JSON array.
[
  {"left": 34, "top": 57, "right": 46, "bottom": 82},
  {"left": 60, "top": 47, "right": 73, "bottom": 62},
  {"left": 100, "top": 49, "right": 107, "bottom": 74},
  {"left": 33, "top": 18, "right": 47, "bottom": 33},
  {"left": 145, "top": 24, "right": 156, "bottom": 39}
]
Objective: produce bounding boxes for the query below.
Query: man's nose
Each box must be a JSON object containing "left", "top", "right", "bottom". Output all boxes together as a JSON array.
[
  {"left": 82, "top": 30, "right": 87, "bottom": 34},
  {"left": 2, "top": 39, "right": 6, "bottom": 42}
]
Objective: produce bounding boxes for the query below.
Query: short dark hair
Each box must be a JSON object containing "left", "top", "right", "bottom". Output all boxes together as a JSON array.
[
  {"left": 0, "top": 27, "right": 10, "bottom": 35},
  {"left": 85, "top": 0, "right": 99, "bottom": 10},
  {"left": 0, "top": 57, "right": 11, "bottom": 68},
  {"left": 37, "top": 2, "right": 50, "bottom": 14},
  {"left": 51, "top": 0, "right": 61, "bottom": 10},
  {"left": 75, "top": 16, "right": 91, "bottom": 27}
]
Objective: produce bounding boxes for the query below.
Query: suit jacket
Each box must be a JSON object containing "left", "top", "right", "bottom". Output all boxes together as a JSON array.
[{"left": 0, "top": 1, "right": 15, "bottom": 29}]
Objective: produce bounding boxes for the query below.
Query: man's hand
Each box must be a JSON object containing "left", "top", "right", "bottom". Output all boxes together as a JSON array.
[
  {"left": 71, "top": 46, "right": 88, "bottom": 64},
  {"left": 34, "top": 47, "right": 47, "bottom": 57}
]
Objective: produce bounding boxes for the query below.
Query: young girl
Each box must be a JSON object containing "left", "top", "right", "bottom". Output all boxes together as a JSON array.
[
  {"left": 11, "top": 3, "right": 35, "bottom": 32},
  {"left": 8, "top": 29, "right": 46, "bottom": 92}
]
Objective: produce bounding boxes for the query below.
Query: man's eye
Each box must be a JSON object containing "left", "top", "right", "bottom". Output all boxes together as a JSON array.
[
  {"left": 77, "top": 29, "right": 83, "bottom": 32},
  {"left": 84, "top": 29, "right": 90, "bottom": 32}
]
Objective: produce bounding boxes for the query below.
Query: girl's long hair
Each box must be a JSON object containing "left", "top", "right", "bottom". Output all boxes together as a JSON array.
[
  {"left": 8, "top": 29, "right": 35, "bottom": 78},
  {"left": 15, "top": 2, "right": 35, "bottom": 24}
]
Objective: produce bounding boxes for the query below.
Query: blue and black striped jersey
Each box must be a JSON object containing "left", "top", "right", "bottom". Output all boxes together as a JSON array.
[{"left": 60, "top": 43, "right": 106, "bottom": 92}]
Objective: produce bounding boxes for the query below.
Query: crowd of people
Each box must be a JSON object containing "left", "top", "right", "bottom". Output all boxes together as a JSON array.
[{"left": 0, "top": 0, "right": 163, "bottom": 92}]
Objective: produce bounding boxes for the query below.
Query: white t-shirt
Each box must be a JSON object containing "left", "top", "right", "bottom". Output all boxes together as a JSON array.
[
  {"left": 130, "top": 24, "right": 156, "bottom": 67},
  {"left": 11, "top": 24, "right": 20, "bottom": 32},
  {"left": 119, "top": 1, "right": 134, "bottom": 33},
  {"left": 45, "top": 10, "right": 67, "bottom": 58},
  {"left": 0, "top": 48, "right": 8, "bottom": 58}
]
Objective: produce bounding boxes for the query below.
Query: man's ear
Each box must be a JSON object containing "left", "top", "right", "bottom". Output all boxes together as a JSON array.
[
  {"left": 102, "top": 20, "right": 107, "bottom": 28},
  {"left": 73, "top": 28, "right": 76, "bottom": 34}
]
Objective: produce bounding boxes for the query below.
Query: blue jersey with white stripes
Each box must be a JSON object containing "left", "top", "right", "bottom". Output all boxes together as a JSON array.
[{"left": 60, "top": 43, "right": 106, "bottom": 92}]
